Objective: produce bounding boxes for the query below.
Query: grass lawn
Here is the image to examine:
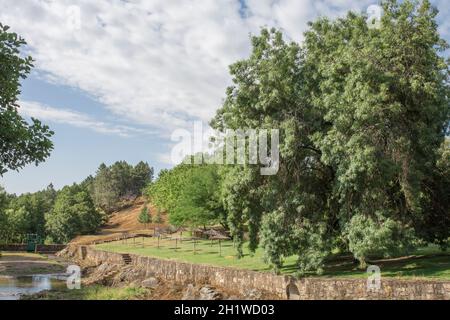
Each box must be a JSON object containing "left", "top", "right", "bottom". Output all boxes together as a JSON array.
[
  {"left": 97, "top": 236, "right": 290, "bottom": 272},
  {"left": 95, "top": 236, "right": 450, "bottom": 280}
]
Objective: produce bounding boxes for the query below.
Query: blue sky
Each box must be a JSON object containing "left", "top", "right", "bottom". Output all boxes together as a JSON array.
[
  {"left": 1, "top": 0, "right": 449, "bottom": 194},
  {"left": 5, "top": 75, "right": 169, "bottom": 194}
]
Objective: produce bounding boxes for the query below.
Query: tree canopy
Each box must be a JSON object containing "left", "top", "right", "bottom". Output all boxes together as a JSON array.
[
  {"left": 0, "top": 23, "right": 53, "bottom": 175},
  {"left": 45, "top": 184, "right": 103, "bottom": 243},
  {"left": 146, "top": 163, "right": 226, "bottom": 228},
  {"left": 0, "top": 184, "right": 57, "bottom": 243},
  {"left": 209, "top": 0, "right": 449, "bottom": 273},
  {"left": 92, "top": 161, "right": 154, "bottom": 213}
]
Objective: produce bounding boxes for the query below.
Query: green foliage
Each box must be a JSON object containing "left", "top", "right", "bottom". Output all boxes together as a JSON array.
[
  {"left": 213, "top": 26, "right": 335, "bottom": 271},
  {"left": 0, "top": 160, "right": 152, "bottom": 243},
  {"left": 0, "top": 23, "right": 53, "bottom": 174},
  {"left": 170, "top": 165, "right": 223, "bottom": 228},
  {"left": 138, "top": 205, "right": 151, "bottom": 225},
  {"left": 92, "top": 161, "right": 153, "bottom": 213},
  {"left": 210, "top": 0, "right": 449, "bottom": 273},
  {"left": 260, "top": 208, "right": 330, "bottom": 275},
  {"left": 0, "top": 184, "right": 56, "bottom": 243},
  {"left": 147, "top": 163, "right": 225, "bottom": 228},
  {"left": 146, "top": 166, "right": 190, "bottom": 213},
  {"left": 220, "top": 166, "right": 260, "bottom": 258},
  {"left": 0, "top": 186, "right": 10, "bottom": 238},
  {"left": 414, "top": 139, "right": 450, "bottom": 249},
  {"left": 345, "top": 214, "right": 416, "bottom": 268},
  {"left": 45, "top": 184, "right": 103, "bottom": 243}
]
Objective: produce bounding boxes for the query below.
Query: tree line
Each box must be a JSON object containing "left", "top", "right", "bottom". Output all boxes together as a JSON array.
[
  {"left": 0, "top": 19, "right": 154, "bottom": 244},
  {"left": 0, "top": 161, "right": 153, "bottom": 244},
  {"left": 147, "top": 0, "right": 450, "bottom": 274}
]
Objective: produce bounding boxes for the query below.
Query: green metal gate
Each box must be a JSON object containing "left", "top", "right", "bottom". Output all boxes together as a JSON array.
[{"left": 25, "top": 234, "right": 41, "bottom": 253}]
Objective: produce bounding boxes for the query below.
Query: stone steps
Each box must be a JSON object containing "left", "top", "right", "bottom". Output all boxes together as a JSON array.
[{"left": 122, "top": 254, "right": 132, "bottom": 265}]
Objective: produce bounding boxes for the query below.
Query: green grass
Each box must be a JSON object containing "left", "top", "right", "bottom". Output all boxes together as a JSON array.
[
  {"left": 316, "top": 252, "right": 450, "bottom": 280},
  {"left": 95, "top": 236, "right": 450, "bottom": 280},
  {"left": 97, "top": 236, "right": 294, "bottom": 272},
  {"left": 21, "top": 285, "right": 150, "bottom": 300}
]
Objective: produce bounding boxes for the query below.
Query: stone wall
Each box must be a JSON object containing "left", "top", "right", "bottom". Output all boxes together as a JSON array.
[
  {"left": 62, "top": 245, "right": 450, "bottom": 300},
  {"left": 0, "top": 244, "right": 27, "bottom": 251},
  {"left": 293, "top": 278, "right": 450, "bottom": 300},
  {"left": 35, "top": 244, "right": 66, "bottom": 253}
]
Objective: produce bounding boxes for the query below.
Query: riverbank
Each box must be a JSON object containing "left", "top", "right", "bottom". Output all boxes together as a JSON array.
[
  {"left": 0, "top": 252, "right": 67, "bottom": 276},
  {"left": 0, "top": 252, "right": 70, "bottom": 300},
  {"left": 21, "top": 285, "right": 152, "bottom": 300},
  {"left": 9, "top": 248, "right": 224, "bottom": 300}
]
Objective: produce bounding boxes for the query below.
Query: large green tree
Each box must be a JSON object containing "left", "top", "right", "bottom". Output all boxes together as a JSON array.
[
  {"left": 303, "top": 0, "right": 449, "bottom": 265},
  {"left": 46, "top": 184, "right": 103, "bottom": 243},
  {"left": 212, "top": 0, "right": 449, "bottom": 273},
  {"left": 0, "top": 23, "right": 53, "bottom": 174},
  {"left": 170, "top": 165, "right": 224, "bottom": 228},
  {"left": 147, "top": 162, "right": 226, "bottom": 229}
]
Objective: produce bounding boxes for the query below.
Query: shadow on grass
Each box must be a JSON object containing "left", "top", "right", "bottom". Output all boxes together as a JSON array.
[
  {"left": 312, "top": 252, "right": 450, "bottom": 279},
  {"left": 97, "top": 241, "right": 450, "bottom": 279}
]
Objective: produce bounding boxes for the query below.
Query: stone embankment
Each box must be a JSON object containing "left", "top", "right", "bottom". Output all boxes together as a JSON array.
[
  {"left": 58, "top": 245, "right": 450, "bottom": 300},
  {"left": 0, "top": 244, "right": 66, "bottom": 254}
]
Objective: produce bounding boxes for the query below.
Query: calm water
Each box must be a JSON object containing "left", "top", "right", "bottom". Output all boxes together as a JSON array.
[{"left": 0, "top": 274, "right": 68, "bottom": 300}]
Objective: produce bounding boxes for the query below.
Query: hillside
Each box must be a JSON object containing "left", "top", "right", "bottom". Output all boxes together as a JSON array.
[{"left": 71, "top": 198, "right": 167, "bottom": 245}]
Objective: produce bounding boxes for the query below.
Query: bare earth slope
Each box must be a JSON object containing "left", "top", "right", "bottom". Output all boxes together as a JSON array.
[{"left": 71, "top": 198, "right": 166, "bottom": 245}]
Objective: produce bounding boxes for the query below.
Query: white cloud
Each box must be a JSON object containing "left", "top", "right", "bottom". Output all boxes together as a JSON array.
[
  {"left": 156, "top": 151, "right": 176, "bottom": 166},
  {"left": 0, "top": 0, "right": 387, "bottom": 134},
  {"left": 19, "top": 100, "right": 153, "bottom": 137}
]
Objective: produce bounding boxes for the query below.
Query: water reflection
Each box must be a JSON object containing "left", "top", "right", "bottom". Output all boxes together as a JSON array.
[{"left": 0, "top": 274, "right": 67, "bottom": 300}]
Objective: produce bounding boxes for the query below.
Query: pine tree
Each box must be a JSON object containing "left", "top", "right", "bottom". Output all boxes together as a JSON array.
[{"left": 138, "top": 205, "right": 151, "bottom": 228}]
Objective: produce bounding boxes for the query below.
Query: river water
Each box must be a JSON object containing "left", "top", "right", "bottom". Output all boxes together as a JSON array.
[{"left": 0, "top": 274, "right": 68, "bottom": 300}]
